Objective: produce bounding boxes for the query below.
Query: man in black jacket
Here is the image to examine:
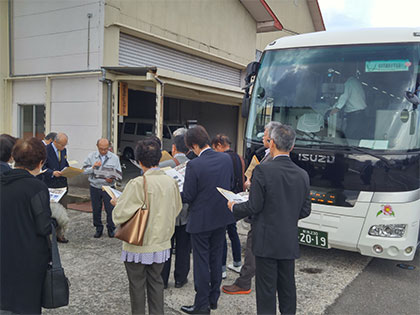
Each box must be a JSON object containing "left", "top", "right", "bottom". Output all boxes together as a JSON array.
[
  {"left": 228, "top": 124, "right": 311, "bottom": 315},
  {"left": 43, "top": 132, "right": 69, "bottom": 193},
  {"left": 181, "top": 126, "right": 234, "bottom": 314}
]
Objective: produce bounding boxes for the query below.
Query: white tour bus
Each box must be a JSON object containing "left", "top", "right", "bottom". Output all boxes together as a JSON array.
[{"left": 242, "top": 28, "right": 420, "bottom": 261}]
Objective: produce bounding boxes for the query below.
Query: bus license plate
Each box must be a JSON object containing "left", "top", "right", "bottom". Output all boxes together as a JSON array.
[{"left": 298, "top": 227, "right": 328, "bottom": 249}]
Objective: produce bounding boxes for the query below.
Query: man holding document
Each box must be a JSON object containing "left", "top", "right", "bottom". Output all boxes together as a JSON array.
[
  {"left": 180, "top": 126, "right": 234, "bottom": 314},
  {"left": 83, "top": 138, "right": 122, "bottom": 238},
  {"left": 42, "top": 133, "right": 70, "bottom": 204},
  {"left": 228, "top": 124, "right": 311, "bottom": 315}
]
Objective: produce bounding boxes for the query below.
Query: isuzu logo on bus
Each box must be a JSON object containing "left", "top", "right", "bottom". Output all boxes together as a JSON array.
[{"left": 298, "top": 153, "right": 335, "bottom": 164}]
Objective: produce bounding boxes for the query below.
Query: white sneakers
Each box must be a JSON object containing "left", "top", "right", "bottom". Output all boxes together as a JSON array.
[
  {"left": 227, "top": 264, "right": 242, "bottom": 274},
  {"left": 222, "top": 264, "right": 241, "bottom": 279}
]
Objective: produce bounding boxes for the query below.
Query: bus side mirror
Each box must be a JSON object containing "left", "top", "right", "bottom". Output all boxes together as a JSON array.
[
  {"left": 405, "top": 91, "right": 419, "bottom": 109},
  {"left": 244, "top": 61, "right": 260, "bottom": 86},
  {"left": 241, "top": 62, "right": 260, "bottom": 118},
  {"left": 241, "top": 95, "right": 250, "bottom": 118}
]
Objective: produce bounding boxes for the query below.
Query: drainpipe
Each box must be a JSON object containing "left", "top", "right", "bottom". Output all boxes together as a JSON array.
[
  {"left": 100, "top": 69, "right": 112, "bottom": 141},
  {"left": 87, "top": 13, "right": 93, "bottom": 69},
  {"left": 152, "top": 74, "right": 164, "bottom": 141},
  {"left": 8, "top": 0, "right": 12, "bottom": 76}
]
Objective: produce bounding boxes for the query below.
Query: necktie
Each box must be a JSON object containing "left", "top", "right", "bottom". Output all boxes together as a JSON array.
[{"left": 58, "top": 151, "right": 61, "bottom": 162}]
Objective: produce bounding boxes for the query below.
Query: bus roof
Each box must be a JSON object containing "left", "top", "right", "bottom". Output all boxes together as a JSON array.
[{"left": 265, "top": 28, "right": 420, "bottom": 51}]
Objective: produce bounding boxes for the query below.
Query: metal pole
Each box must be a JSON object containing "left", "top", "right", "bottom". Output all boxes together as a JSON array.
[
  {"left": 8, "top": 0, "right": 13, "bottom": 76},
  {"left": 32, "top": 105, "right": 36, "bottom": 137},
  {"left": 87, "top": 13, "right": 92, "bottom": 68},
  {"left": 106, "top": 80, "right": 112, "bottom": 140},
  {"left": 45, "top": 76, "right": 51, "bottom": 134}
]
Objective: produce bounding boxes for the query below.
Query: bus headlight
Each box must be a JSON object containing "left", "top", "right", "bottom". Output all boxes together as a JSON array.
[{"left": 368, "top": 224, "right": 407, "bottom": 238}]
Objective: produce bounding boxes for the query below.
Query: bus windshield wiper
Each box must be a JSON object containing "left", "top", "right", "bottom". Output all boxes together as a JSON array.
[
  {"left": 345, "top": 145, "right": 393, "bottom": 166},
  {"left": 320, "top": 144, "right": 394, "bottom": 167}
]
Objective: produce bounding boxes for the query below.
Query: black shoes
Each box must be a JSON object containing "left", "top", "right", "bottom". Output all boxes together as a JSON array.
[
  {"left": 94, "top": 229, "right": 114, "bottom": 238},
  {"left": 175, "top": 279, "right": 188, "bottom": 288},
  {"left": 180, "top": 305, "right": 210, "bottom": 314},
  {"left": 210, "top": 303, "right": 217, "bottom": 310},
  {"left": 57, "top": 236, "right": 69, "bottom": 243}
]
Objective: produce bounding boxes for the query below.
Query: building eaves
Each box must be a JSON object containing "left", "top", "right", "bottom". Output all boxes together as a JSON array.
[
  {"left": 239, "top": 0, "right": 283, "bottom": 33},
  {"left": 102, "top": 66, "right": 157, "bottom": 76},
  {"left": 307, "top": 0, "right": 326, "bottom": 31}
]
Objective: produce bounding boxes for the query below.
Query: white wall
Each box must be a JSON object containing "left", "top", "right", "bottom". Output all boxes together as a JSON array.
[
  {"left": 12, "top": 0, "right": 104, "bottom": 75},
  {"left": 50, "top": 76, "right": 103, "bottom": 166},
  {"left": 12, "top": 76, "right": 103, "bottom": 166}
]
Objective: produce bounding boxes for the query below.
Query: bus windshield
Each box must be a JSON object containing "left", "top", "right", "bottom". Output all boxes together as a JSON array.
[{"left": 245, "top": 43, "right": 420, "bottom": 151}]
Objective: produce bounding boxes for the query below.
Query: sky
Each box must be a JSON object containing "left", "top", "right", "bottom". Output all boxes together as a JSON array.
[{"left": 318, "top": 0, "right": 420, "bottom": 30}]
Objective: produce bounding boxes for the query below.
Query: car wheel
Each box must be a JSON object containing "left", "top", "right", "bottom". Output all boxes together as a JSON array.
[{"left": 123, "top": 148, "right": 134, "bottom": 160}]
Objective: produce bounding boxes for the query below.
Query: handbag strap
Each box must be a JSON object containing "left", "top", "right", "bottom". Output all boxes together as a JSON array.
[
  {"left": 142, "top": 175, "right": 149, "bottom": 210},
  {"left": 50, "top": 223, "right": 63, "bottom": 269}
]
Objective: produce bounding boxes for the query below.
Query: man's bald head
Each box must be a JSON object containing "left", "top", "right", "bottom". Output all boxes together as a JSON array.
[
  {"left": 97, "top": 138, "right": 110, "bottom": 156},
  {"left": 54, "top": 132, "right": 68, "bottom": 151}
]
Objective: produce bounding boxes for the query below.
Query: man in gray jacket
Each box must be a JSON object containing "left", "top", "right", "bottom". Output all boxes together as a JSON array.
[
  {"left": 83, "top": 138, "right": 122, "bottom": 238},
  {"left": 160, "top": 135, "right": 191, "bottom": 289}
]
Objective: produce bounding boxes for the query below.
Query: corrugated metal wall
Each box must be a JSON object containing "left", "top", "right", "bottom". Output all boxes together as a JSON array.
[{"left": 119, "top": 33, "right": 241, "bottom": 87}]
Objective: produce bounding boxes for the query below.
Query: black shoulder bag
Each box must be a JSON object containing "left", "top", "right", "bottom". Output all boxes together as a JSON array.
[{"left": 42, "top": 223, "right": 70, "bottom": 308}]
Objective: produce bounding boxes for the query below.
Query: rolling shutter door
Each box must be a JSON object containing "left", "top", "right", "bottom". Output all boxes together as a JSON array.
[{"left": 119, "top": 33, "right": 241, "bottom": 87}]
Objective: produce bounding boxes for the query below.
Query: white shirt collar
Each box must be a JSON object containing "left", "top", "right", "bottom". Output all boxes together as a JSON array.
[
  {"left": 273, "top": 153, "right": 289, "bottom": 159},
  {"left": 51, "top": 142, "right": 59, "bottom": 156},
  {"left": 198, "top": 147, "right": 211, "bottom": 157}
]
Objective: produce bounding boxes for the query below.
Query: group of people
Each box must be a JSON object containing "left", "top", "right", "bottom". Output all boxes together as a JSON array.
[{"left": 0, "top": 121, "right": 311, "bottom": 315}]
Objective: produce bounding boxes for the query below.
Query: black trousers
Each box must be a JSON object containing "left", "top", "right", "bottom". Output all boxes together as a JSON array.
[
  {"left": 255, "top": 256, "right": 296, "bottom": 315},
  {"left": 89, "top": 186, "right": 115, "bottom": 232},
  {"left": 191, "top": 227, "right": 225, "bottom": 309},
  {"left": 161, "top": 224, "right": 191, "bottom": 285}
]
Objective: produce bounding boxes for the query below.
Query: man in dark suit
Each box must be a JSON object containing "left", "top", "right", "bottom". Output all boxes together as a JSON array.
[
  {"left": 180, "top": 125, "right": 235, "bottom": 314},
  {"left": 222, "top": 121, "right": 281, "bottom": 295},
  {"left": 229, "top": 124, "right": 311, "bottom": 315},
  {"left": 43, "top": 132, "right": 69, "bottom": 201},
  {"left": 42, "top": 132, "right": 70, "bottom": 243}
]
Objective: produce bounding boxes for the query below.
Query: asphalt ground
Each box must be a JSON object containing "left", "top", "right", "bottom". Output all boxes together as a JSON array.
[
  {"left": 325, "top": 249, "right": 420, "bottom": 315},
  {"left": 44, "top": 209, "right": 373, "bottom": 315}
]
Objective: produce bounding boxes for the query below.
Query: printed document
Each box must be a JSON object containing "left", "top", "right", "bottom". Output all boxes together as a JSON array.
[
  {"left": 162, "top": 167, "right": 184, "bottom": 192},
  {"left": 94, "top": 167, "right": 122, "bottom": 181},
  {"left": 60, "top": 166, "right": 84, "bottom": 178},
  {"left": 174, "top": 161, "right": 188, "bottom": 177},
  {"left": 217, "top": 187, "right": 248, "bottom": 203},
  {"left": 244, "top": 155, "right": 260, "bottom": 179},
  {"left": 102, "top": 186, "right": 122, "bottom": 199},
  {"left": 160, "top": 150, "right": 173, "bottom": 162},
  {"left": 49, "top": 187, "right": 67, "bottom": 203}
]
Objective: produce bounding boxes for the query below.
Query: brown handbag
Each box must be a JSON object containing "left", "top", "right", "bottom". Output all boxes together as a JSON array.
[{"left": 115, "top": 176, "right": 149, "bottom": 246}]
